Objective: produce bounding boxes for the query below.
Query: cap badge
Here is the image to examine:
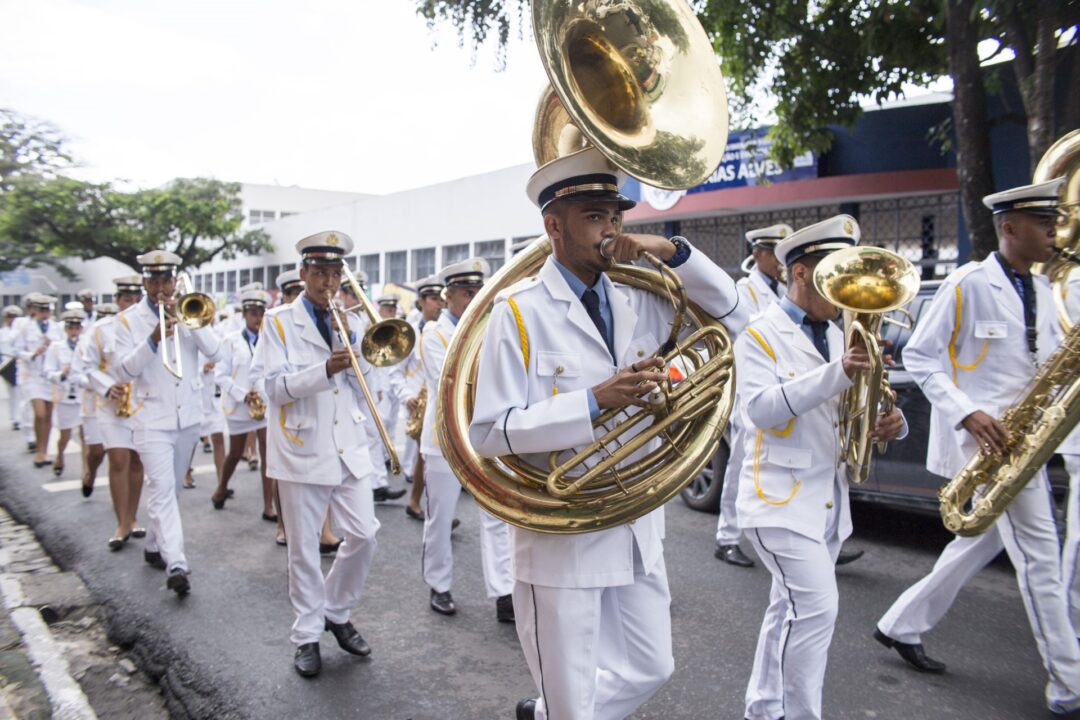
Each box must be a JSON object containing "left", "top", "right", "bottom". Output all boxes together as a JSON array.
[
  {"left": 473, "top": 262, "right": 482, "bottom": 271},
  {"left": 779, "top": 228, "right": 788, "bottom": 237},
  {"left": 327, "top": 234, "right": 340, "bottom": 247},
  {"left": 843, "top": 220, "right": 854, "bottom": 236},
  {"left": 153, "top": 253, "right": 164, "bottom": 263}
]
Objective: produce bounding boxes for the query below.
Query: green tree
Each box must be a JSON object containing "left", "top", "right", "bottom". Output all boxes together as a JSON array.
[
  {"left": 417, "top": 0, "right": 1079, "bottom": 259},
  {"left": 0, "top": 108, "right": 72, "bottom": 191}
]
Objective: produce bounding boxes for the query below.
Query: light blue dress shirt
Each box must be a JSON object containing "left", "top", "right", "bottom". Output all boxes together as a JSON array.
[{"left": 552, "top": 258, "right": 611, "bottom": 420}]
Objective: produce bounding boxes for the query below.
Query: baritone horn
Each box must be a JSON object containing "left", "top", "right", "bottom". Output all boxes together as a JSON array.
[
  {"left": 325, "top": 291, "right": 403, "bottom": 475},
  {"left": 160, "top": 273, "right": 215, "bottom": 379},
  {"left": 814, "top": 245, "right": 920, "bottom": 485},
  {"left": 939, "top": 131, "right": 1080, "bottom": 536},
  {"left": 435, "top": 0, "right": 736, "bottom": 534}
]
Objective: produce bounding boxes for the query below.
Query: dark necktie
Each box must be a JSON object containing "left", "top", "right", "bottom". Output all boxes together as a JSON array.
[
  {"left": 767, "top": 277, "right": 779, "bottom": 295},
  {"left": 315, "top": 309, "right": 333, "bottom": 349},
  {"left": 581, "top": 289, "right": 614, "bottom": 360},
  {"left": 803, "top": 316, "right": 830, "bottom": 361}
]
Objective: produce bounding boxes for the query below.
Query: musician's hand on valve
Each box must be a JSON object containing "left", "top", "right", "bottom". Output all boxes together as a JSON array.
[
  {"left": 202, "top": 361, "right": 215, "bottom": 374},
  {"left": 961, "top": 410, "right": 1011, "bottom": 457},
  {"left": 870, "top": 407, "right": 905, "bottom": 442},
  {"left": 841, "top": 340, "right": 872, "bottom": 379},
  {"left": 244, "top": 389, "right": 260, "bottom": 406},
  {"left": 600, "top": 234, "right": 675, "bottom": 264},
  {"left": 880, "top": 338, "right": 897, "bottom": 367},
  {"left": 592, "top": 357, "right": 664, "bottom": 410},
  {"left": 325, "top": 348, "right": 352, "bottom": 376},
  {"left": 107, "top": 383, "right": 127, "bottom": 401}
]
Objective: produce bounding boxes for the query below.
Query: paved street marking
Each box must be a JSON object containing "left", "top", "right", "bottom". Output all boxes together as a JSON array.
[{"left": 42, "top": 464, "right": 218, "bottom": 493}]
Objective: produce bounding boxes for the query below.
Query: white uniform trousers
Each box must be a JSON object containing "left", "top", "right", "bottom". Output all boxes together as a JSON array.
[
  {"left": 516, "top": 546, "right": 674, "bottom": 720},
  {"left": 369, "top": 436, "right": 389, "bottom": 490},
  {"left": 402, "top": 436, "right": 419, "bottom": 478},
  {"left": 422, "top": 457, "right": 459, "bottom": 592},
  {"left": 278, "top": 467, "right": 379, "bottom": 646},
  {"left": 134, "top": 426, "right": 199, "bottom": 573},
  {"left": 19, "top": 385, "right": 33, "bottom": 442},
  {"left": 715, "top": 422, "right": 746, "bottom": 545},
  {"left": 7, "top": 381, "right": 17, "bottom": 426},
  {"left": 1064, "top": 455, "right": 1080, "bottom": 629},
  {"left": 478, "top": 509, "right": 514, "bottom": 599},
  {"left": 744, "top": 488, "right": 842, "bottom": 720},
  {"left": 877, "top": 471, "right": 1080, "bottom": 714}
]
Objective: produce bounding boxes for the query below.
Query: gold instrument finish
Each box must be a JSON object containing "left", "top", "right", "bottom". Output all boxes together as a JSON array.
[
  {"left": 405, "top": 385, "right": 427, "bottom": 442},
  {"left": 532, "top": 0, "right": 729, "bottom": 188},
  {"left": 339, "top": 265, "right": 416, "bottom": 367},
  {"left": 114, "top": 383, "right": 133, "bottom": 418},
  {"left": 248, "top": 391, "right": 267, "bottom": 421},
  {"left": 813, "top": 246, "right": 920, "bottom": 485},
  {"left": 325, "top": 291, "right": 402, "bottom": 476},
  {"left": 940, "top": 131, "right": 1080, "bottom": 536},
  {"left": 160, "top": 273, "right": 215, "bottom": 379},
  {"left": 436, "top": 238, "right": 736, "bottom": 534}
]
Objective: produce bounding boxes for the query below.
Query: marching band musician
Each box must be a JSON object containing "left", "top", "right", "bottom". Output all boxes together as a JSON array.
[
  {"left": 715, "top": 223, "right": 791, "bottom": 568},
  {"left": 419, "top": 258, "right": 514, "bottom": 621},
  {"left": 85, "top": 277, "right": 147, "bottom": 551},
  {"left": 77, "top": 289, "right": 97, "bottom": 326},
  {"left": 252, "top": 231, "right": 380, "bottom": 678},
  {"left": 14, "top": 297, "right": 36, "bottom": 449},
  {"left": 1, "top": 305, "right": 24, "bottom": 430},
  {"left": 113, "top": 250, "right": 224, "bottom": 596},
  {"left": 874, "top": 178, "right": 1080, "bottom": 716},
  {"left": 43, "top": 307, "right": 87, "bottom": 478},
  {"left": 69, "top": 303, "right": 116, "bottom": 497},
  {"left": 736, "top": 216, "right": 907, "bottom": 720},
  {"left": 16, "top": 293, "right": 63, "bottom": 467},
  {"left": 469, "top": 148, "right": 745, "bottom": 720},
  {"left": 403, "top": 274, "right": 445, "bottom": 522},
  {"left": 211, "top": 289, "right": 275, "bottom": 524},
  {"left": 375, "top": 294, "right": 408, "bottom": 473}
]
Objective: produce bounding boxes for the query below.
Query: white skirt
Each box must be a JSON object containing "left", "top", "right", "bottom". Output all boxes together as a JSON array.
[
  {"left": 200, "top": 410, "right": 226, "bottom": 437},
  {"left": 82, "top": 415, "right": 102, "bottom": 445},
  {"left": 55, "top": 402, "right": 81, "bottom": 431},
  {"left": 99, "top": 420, "right": 135, "bottom": 451}
]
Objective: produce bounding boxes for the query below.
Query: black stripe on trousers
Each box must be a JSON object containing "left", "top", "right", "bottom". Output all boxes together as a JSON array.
[
  {"left": 754, "top": 528, "right": 797, "bottom": 720},
  {"left": 531, "top": 584, "right": 549, "bottom": 717}
]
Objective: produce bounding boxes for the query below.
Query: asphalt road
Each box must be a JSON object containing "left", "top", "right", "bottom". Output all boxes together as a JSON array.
[{"left": 0, "top": 425, "right": 1061, "bottom": 720}]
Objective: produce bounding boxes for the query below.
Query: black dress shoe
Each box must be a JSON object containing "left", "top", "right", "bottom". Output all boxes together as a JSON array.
[
  {"left": 130, "top": 527, "right": 147, "bottom": 538},
  {"left": 81, "top": 482, "right": 93, "bottom": 498},
  {"left": 715, "top": 542, "right": 755, "bottom": 568},
  {"left": 516, "top": 698, "right": 537, "bottom": 720},
  {"left": 430, "top": 589, "right": 456, "bottom": 615},
  {"left": 373, "top": 486, "right": 407, "bottom": 502},
  {"left": 143, "top": 550, "right": 166, "bottom": 570},
  {"left": 837, "top": 548, "right": 865, "bottom": 566},
  {"left": 496, "top": 594, "right": 515, "bottom": 623},
  {"left": 27, "top": 442, "right": 36, "bottom": 453},
  {"left": 166, "top": 568, "right": 190, "bottom": 596},
  {"left": 226, "top": 488, "right": 235, "bottom": 498},
  {"left": 319, "top": 539, "right": 343, "bottom": 555},
  {"left": 202, "top": 442, "right": 212, "bottom": 454},
  {"left": 262, "top": 512, "right": 278, "bottom": 523},
  {"left": 108, "top": 537, "right": 124, "bottom": 552},
  {"left": 405, "top": 506, "right": 424, "bottom": 521},
  {"left": 33, "top": 459, "right": 52, "bottom": 468},
  {"left": 53, "top": 464, "right": 64, "bottom": 476},
  {"left": 873, "top": 629, "right": 946, "bottom": 673},
  {"left": 324, "top": 619, "right": 371, "bottom": 656},
  {"left": 211, "top": 496, "right": 226, "bottom": 510},
  {"left": 294, "top": 642, "right": 321, "bottom": 678}
]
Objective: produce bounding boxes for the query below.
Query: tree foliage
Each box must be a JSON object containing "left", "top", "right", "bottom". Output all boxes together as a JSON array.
[{"left": 0, "top": 110, "right": 272, "bottom": 281}]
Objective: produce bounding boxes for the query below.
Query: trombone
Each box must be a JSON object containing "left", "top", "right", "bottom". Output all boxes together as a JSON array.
[
  {"left": 159, "top": 273, "right": 215, "bottom": 379},
  {"left": 325, "top": 290, "right": 403, "bottom": 475},
  {"left": 337, "top": 265, "right": 415, "bottom": 366}
]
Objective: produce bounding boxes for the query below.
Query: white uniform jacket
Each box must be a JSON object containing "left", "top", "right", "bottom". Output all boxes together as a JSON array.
[
  {"left": 70, "top": 328, "right": 99, "bottom": 417},
  {"left": 904, "top": 257, "right": 1061, "bottom": 479},
  {"left": 251, "top": 297, "right": 377, "bottom": 486},
  {"left": 470, "top": 247, "right": 743, "bottom": 589},
  {"left": 734, "top": 302, "right": 869, "bottom": 542},
  {"left": 737, "top": 269, "right": 785, "bottom": 320},
  {"left": 15, "top": 318, "right": 64, "bottom": 388},
  {"left": 0, "top": 325, "right": 15, "bottom": 363},
  {"left": 418, "top": 311, "right": 458, "bottom": 460},
  {"left": 81, "top": 316, "right": 140, "bottom": 423},
  {"left": 44, "top": 340, "right": 79, "bottom": 405},
  {"left": 113, "top": 300, "right": 224, "bottom": 432},
  {"left": 215, "top": 329, "right": 267, "bottom": 422}
]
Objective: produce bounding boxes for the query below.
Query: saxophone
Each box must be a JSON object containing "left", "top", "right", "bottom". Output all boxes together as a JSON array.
[
  {"left": 405, "top": 385, "right": 426, "bottom": 441},
  {"left": 939, "top": 131, "right": 1080, "bottom": 536}
]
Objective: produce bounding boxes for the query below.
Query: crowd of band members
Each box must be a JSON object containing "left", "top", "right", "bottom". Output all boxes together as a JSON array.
[{"left": 0, "top": 161, "right": 1077, "bottom": 718}]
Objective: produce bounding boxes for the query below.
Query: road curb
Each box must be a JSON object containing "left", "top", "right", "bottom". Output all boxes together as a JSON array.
[{"left": 0, "top": 571, "right": 98, "bottom": 720}]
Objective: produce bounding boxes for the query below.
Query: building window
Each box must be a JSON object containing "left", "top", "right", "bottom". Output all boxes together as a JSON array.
[
  {"left": 412, "top": 247, "right": 436, "bottom": 280},
  {"left": 252, "top": 267, "right": 264, "bottom": 286},
  {"left": 226, "top": 270, "right": 237, "bottom": 294},
  {"left": 343, "top": 255, "right": 357, "bottom": 273},
  {"left": 475, "top": 239, "right": 506, "bottom": 273},
  {"left": 267, "top": 265, "right": 281, "bottom": 288},
  {"left": 239, "top": 268, "right": 251, "bottom": 288},
  {"left": 386, "top": 251, "right": 407, "bottom": 284},
  {"left": 61, "top": 294, "right": 72, "bottom": 306},
  {"left": 360, "top": 254, "right": 380, "bottom": 285},
  {"left": 280, "top": 211, "right": 297, "bottom": 219},
  {"left": 101, "top": 293, "right": 113, "bottom": 305},
  {"left": 214, "top": 272, "right": 225, "bottom": 294},
  {"left": 442, "top": 243, "right": 470, "bottom": 266},
  {"left": 249, "top": 209, "right": 276, "bottom": 225}
]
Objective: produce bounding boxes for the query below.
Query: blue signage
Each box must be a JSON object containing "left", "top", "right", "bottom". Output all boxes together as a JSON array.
[
  {"left": 625, "top": 128, "right": 818, "bottom": 211},
  {"left": 0, "top": 271, "right": 31, "bottom": 287}
]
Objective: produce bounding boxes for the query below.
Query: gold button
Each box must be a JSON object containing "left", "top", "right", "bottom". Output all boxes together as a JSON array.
[
  {"left": 334, "top": 420, "right": 338, "bottom": 425},
  {"left": 826, "top": 501, "right": 834, "bottom": 509},
  {"left": 556, "top": 365, "right": 564, "bottom": 374},
  {"left": 333, "top": 388, "right": 339, "bottom": 394},
  {"left": 637, "top": 350, "right": 645, "bottom": 357},
  {"left": 338, "top": 448, "right": 344, "bottom": 454},
  {"left": 788, "top": 371, "right": 795, "bottom": 377}
]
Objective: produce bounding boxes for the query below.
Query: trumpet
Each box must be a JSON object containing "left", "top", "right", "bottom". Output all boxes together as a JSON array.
[
  {"left": 324, "top": 291, "right": 402, "bottom": 475},
  {"left": 247, "top": 390, "right": 267, "bottom": 421},
  {"left": 114, "top": 383, "right": 133, "bottom": 418},
  {"left": 159, "top": 273, "right": 215, "bottom": 379},
  {"left": 404, "top": 386, "right": 427, "bottom": 442}
]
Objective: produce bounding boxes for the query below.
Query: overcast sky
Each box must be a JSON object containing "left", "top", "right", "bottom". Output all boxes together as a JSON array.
[{"left": 1, "top": 0, "right": 548, "bottom": 193}]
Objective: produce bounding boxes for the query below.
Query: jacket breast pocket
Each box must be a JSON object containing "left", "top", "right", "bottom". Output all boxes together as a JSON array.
[
  {"left": 537, "top": 351, "right": 581, "bottom": 396},
  {"left": 624, "top": 333, "right": 658, "bottom": 366},
  {"left": 974, "top": 321, "right": 1008, "bottom": 339},
  {"left": 764, "top": 446, "right": 812, "bottom": 469},
  {"left": 776, "top": 363, "right": 811, "bottom": 384},
  {"left": 278, "top": 400, "right": 317, "bottom": 455}
]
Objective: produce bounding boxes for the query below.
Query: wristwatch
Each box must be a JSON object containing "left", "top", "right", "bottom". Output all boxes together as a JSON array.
[{"left": 666, "top": 235, "right": 692, "bottom": 268}]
